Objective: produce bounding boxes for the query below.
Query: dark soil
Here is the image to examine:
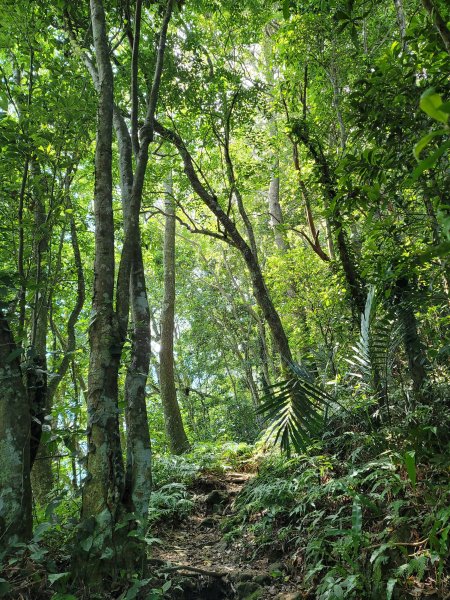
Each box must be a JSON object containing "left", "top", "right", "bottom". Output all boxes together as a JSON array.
[{"left": 151, "top": 471, "right": 304, "bottom": 600}]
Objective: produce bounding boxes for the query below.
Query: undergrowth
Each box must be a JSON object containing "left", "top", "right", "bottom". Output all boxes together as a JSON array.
[{"left": 223, "top": 403, "right": 450, "bottom": 599}]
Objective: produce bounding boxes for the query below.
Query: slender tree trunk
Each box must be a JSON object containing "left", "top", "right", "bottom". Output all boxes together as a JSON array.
[
  {"left": 268, "top": 158, "right": 287, "bottom": 252},
  {"left": 0, "top": 310, "right": 32, "bottom": 550},
  {"left": 393, "top": 0, "right": 408, "bottom": 50},
  {"left": 394, "top": 276, "right": 429, "bottom": 403},
  {"left": 123, "top": 239, "right": 152, "bottom": 521},
  {"left": 293, "top": 123, "right": 365, "bottom": 315},
  {"left": 160, "top": 179, "right": 190, "bottom": 454},
  {"left": 28, "top": 166, "right": 51, "bottom": 501},
  {"left": 80, "top": 1, "right": 124, "bottom": 583}
]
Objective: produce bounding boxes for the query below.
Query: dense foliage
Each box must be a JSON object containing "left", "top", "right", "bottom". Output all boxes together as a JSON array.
[{"left": 0, "top": 0, "right": 449, "bottom": 597}]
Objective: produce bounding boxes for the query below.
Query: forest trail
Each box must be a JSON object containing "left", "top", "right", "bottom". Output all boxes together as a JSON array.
[{"left": 151, "top": 471, "right": 302, "bottom": 600}]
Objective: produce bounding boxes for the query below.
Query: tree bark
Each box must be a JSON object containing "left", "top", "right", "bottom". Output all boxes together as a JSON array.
[
  {"left": 28, "top": 163, "right": 50, "bottom": 501},
  {"left": 0, "top": 310, "right": 32, "bottom": 550},
  {"left": 268, "top": 158, "right": 288, "bottom": 252},
  {"left": 80, "top": 2, "right": 124, "bottom": 582},
  {"left": 159, "top": 178, "right": 190, "bottom": 454},
  {"left": 394, "top": 276, "right": 429, "bottom": 403},
  {"left": 393, "top": 0, "right": 408, "bottom": 50},
  {"left": 292, "top": 121, "right": 365, "bottom": 315},
  {"left": 123, "top": 238, "right": 152, "bottom": 521}
]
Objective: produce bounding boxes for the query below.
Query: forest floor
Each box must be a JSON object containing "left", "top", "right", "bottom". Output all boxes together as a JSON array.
[{"left": 151, "top": 470, "right": 302, "bottom": 600}]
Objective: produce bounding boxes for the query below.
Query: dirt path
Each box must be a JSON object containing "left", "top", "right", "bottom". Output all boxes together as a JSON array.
[{"left": 151, "top": 471, "right": 302, "bottom": 600}]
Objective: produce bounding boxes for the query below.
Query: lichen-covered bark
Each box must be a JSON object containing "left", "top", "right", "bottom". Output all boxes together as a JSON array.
[
  {"left": 124, "top": 239, "right": 152, "bottom": 521},
  {"left": 160, "top": 184, "right": 190, "bottom": 455},
  {"left": 80, "top": 2, "right": 124, "bottom": 579},
  {"left": 0, "top": 311, "right": 32, "bottom": 550}
]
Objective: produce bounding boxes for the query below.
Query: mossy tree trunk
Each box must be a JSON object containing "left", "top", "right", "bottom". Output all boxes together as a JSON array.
[
  {"left": 0, "top": 311, "right": 32, "bottom": 551},
  {"left": 79, "top": 0, "right": 125, "bottom": 584}
]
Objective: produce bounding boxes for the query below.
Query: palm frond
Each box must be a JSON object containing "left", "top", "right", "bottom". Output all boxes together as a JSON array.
[
  {"left": 346, "top": 285, "right": 402, "bottom": 403},
  {"left": 257, "top": 363, "right": 335, "bottom": 455}
]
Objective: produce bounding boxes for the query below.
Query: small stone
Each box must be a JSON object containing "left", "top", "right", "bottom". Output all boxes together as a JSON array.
[
  {"left": 268, "top": 561, "right": 285, "bottom": 574},
  {"left": 236, "top": 580, "right": 263, "bottom": 599},
  {"left": 200, "top": 516, "right": 217, "bottom": 528},
  {"left": 254, "top": 573, "right": 271, "bottom": 585}
]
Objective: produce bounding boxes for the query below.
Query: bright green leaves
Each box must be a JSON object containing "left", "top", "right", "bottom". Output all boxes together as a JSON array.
[
  {"left": 411, "top": 89, "right": 449, "bottom": 181},
  {"left": 413, "top": 129, "right": 448, "bottom": 159},
  {"left": 419, "top": 89, "right": 449, "bottom": 124}
]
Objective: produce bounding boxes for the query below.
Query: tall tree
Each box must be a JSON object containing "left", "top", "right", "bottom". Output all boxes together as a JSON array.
[{"left": 159, "top": 175, "right": 190, "bottom": 454}]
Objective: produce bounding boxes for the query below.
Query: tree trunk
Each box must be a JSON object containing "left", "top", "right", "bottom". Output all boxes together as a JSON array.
[
  {"left": 123, "top": 238, "right": 152, "bottom": 521},
  {"left": 159, "top": 179, "right": 190, "bottom": 454},
  {"left": 268, "top": 158, "right": 288, "bottom": 252},
  {"left": 393, "top": 0, "right": 408, "bottom": 50},
  {"left": 28, "top": 166, "right": 51, "bottom": 502},
  {"left": 0, "top": 310, "right": 32, "bottom": 550},
  {"left": 394, "top": 276, "right": 429, "bottom": 403},
  {"left": 80, "top": 0, "right": 124, "bottom": 583}
]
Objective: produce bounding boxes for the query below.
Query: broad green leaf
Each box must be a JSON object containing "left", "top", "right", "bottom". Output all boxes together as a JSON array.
[
  {"left": 0, "top": 579, "right": 11, "bottom": 597},
  {"left": 413, "top": 129, "right": 447, "bottom": 159},
  {"left": 410, "top": 139, "right": 450, "bottom": 181},
  {"left": 420, "top": 89, "right": 448, "bottom": 123},
  {"left": 404, "top": 450, "right": 416, "bottom": 487},
  {"left": 420, "top": 88, "right": 448, "bottom": 123},
  {"left": 48, "top": 572, "right": 70, "bottom": 585}
]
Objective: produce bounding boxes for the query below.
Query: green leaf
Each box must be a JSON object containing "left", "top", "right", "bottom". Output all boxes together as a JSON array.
[
  {"left": 0, "top": 579, "right": 11, "bottom": 597},
  {"left": 420, "top": 89, "right": 448, "bottom": 123},
  {"left": 32, "top": 521, "right": 53, "bottom": 542},
  {"left": 80, "top": 535, "right": 93, "bottom": 552},
  {"left": 413, "top": 129, "right": 447, "bottom": 159},
  {"left": 282, "top": 0, "right": 290, "bottom": 19},
  {"left": 257, "top": 363, "right": 339, "bottom": 454},
  {"left": 352, "top": 496, "right": 363, "bottom": 536},
  {"left": 386, "top": 578, "right": 397, "bottom": 600},
  {"left": 5, "top": 347, "right": 24, "bottom": 363},
  {"left": 162, "top": 580, "right": 172, "bottom": 592},
  {"left": 410, "top": 139, "right": 450, "bottom": 181},
  {"left": 48, "top": 572, "right": 70, "bottom": 585},
  {"left": 404, "top": 450, "right": 416, "bottom": 488},
  {"left": 100, "top": 547, "right": 114, "bottom": 560}
]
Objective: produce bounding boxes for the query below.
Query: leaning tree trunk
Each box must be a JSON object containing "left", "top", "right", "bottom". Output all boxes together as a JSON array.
[
  {"left": 0, "top": 310, "right": 32, "bottom": 551},
  {"left": 159, "top": 180, "right": 190, "bottom": 454},
  {"left": 154, "top": 121, "right": 295, "bottom": 368}
]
